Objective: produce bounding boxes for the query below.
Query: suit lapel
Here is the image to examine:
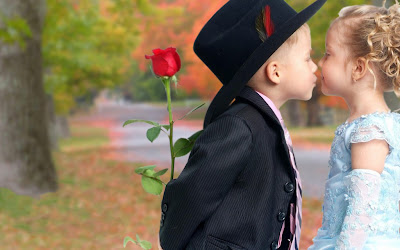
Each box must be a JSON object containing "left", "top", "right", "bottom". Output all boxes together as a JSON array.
[
  {"left": 236, "top": 87, "right": 294, "bottom": 170},
  {"left": 236, "top": 86, "right": 281, "bottom": 127}
]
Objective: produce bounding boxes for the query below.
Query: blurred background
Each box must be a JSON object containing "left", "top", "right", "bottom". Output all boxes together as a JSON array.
[{"left": 0, "top": 0, "right": 398, "bottom": 249}]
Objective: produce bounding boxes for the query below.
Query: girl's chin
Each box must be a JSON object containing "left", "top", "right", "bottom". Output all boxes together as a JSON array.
[{"left": 321, "top": 86, "right": 335, "bottom": 96}]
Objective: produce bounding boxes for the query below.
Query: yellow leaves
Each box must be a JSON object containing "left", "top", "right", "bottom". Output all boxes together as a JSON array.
[{"left": 54, "top": 92, "right": 76, "bottom": 114}]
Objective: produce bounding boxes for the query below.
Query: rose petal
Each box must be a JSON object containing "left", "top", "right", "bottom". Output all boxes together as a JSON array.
[
  {"left": 152, "top": 48, "right": 163, "bottom": 55},
  {"left": 165, "top": 47, "right": 176, "bottom": 53},
  {"left": 173, "top": 51, "right": 181, "bottom": 72},
  {"left": 145, "top": 55, "right": 152, "bottom": 59},
  {"left": 162, "top": 53, "right": 177, "bottom": 77},
  {"left": 150, "top": 55, "right": 169, "bottom": 76}
]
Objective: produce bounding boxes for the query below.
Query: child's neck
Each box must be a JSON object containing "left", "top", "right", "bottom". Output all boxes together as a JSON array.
[{"left": 345, "top": 88, "right": 390, "bottom": 122}]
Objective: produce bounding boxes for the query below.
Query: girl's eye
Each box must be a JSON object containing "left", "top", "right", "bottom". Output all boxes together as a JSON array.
[{"left": 324, "top": 52, "right": 330, "bottom": 57}]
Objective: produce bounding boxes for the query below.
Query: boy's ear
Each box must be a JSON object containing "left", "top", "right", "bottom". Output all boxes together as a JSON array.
[
  {"left": 352, "top": 57, "right": 368, "bottom": 82},
  {"left": 265, "top": 61, "right": 281, "bottom": 85}
]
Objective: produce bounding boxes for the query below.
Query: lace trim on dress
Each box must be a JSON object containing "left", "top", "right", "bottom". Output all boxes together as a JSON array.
[{"left": 336, "top": 169, "right": 381, "bottom": 250}]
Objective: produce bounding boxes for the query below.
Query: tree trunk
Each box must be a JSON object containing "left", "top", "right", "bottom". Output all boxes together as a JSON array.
[
  {"left": 307, "top": 88, "right": 323, "bottom": 126},
  {"left": 286, "top": 100, "right": 304, "bottom": 127},
  {"left": 0, "top": 0, "right": 57, "bottom": 197},
  {"left": 384, "top": 92, "right": 400, "bottom": 112},
  {"left": 46, "top": 94, "right": 58, "bottom": 150}
]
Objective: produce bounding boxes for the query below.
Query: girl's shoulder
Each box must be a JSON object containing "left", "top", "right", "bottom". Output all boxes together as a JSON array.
[{"left": 348, "top": 111, "right": 400, "bottom": 148}]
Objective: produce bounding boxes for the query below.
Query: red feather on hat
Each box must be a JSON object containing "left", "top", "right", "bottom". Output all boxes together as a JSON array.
[{"left": 264, "top": 5, "right": 274, "bottom": 37}]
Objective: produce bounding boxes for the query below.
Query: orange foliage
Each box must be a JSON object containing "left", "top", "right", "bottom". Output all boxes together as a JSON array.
[
  {"left": 320, "top": 96, "right": 348, "bottom": 109},
  {"left": 133, "top": 0, "right": 228, "bottom": 99}
]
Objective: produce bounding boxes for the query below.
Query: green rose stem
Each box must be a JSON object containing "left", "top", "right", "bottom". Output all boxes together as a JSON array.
[{"left": 163, "top": 77, "right": 175, "bottom": 181}]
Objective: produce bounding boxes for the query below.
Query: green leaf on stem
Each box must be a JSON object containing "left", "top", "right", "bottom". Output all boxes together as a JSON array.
[
  {"left": 178, "top": 103, "right": 206, "bottom": 120},
  {"left": 162, "top": 125, "right": 170, "bottom": 131},
  {"left": 173, "top": 138, "right": 192, "bottom": 157},
  {"left": 188, "top": 130, "right": 203, "bottom": 142},
  {"left": 174, "top": 130, "right": 204, "bottom": 158},
  {"left": 135, "top": 165, "right": 157, "bottom": 175},
  {"left": 123, "top": 236, "right": 136, "bottom": 248},
  {"left": 143, "top": 169, "right": 156, "bottom": 177},
  {"left": 136, "top": 234, "right": 152, "bottom": 249},
  {"left": 146, "top": 126, "right": 161, "bottom": 142},
  {"left": 154, "top": 168, "right": 168, "bottom": 177},
  {"left": 123, "top": 119, "right": 160, "bottom": 127},
  {"left": 171, "top": 75, "right": 178, "bottom": 88},
  {"left": 141, "top": 175, "right": 163, "bottom": 195}
]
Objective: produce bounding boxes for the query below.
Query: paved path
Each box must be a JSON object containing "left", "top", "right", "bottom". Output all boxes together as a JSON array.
[{"left": 77, "top": 102, "right": 330, "bottom": 198}]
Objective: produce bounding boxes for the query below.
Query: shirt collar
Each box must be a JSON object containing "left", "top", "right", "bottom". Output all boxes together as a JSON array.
[{"left": 255, "top": 91, "right": 284, "bottom": 123}]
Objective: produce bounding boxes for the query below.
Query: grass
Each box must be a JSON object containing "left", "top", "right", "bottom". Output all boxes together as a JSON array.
[
  {"left": 0, "top": 121, "right": 324, "bottom": 249},
  {"left": 59, "top": 125, "right": 109, "bottom": 152},
  {"left": 0, "top": 123, "right": 161, "bottom": 250}
]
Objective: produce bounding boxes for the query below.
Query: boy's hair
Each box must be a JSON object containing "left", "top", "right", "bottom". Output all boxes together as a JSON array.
[
  {"left": 247, "top": 24, "right": 309, "bottom": 88},
  {"left": 331, "top": 1, "right": 400, "bottom": 96},
  {"left": 269, "top": 24, "right": 310, "bottom": 61}
]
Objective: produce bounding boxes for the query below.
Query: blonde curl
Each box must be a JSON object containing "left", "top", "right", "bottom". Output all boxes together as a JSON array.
[{"left": 334, "top": 3, "right": 400, "bottom": 96}]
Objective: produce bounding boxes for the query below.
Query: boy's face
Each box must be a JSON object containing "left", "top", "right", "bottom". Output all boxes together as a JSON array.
[{"left": 280, "top": 29, "right": 318, "bottom": 101}]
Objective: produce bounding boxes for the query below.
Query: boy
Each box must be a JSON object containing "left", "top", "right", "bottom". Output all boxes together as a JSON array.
[{"left": 159, "top": 0, "right": 326, "bottom": 249}]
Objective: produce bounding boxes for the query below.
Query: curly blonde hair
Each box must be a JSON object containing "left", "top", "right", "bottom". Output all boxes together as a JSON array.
[{"left": 332, "top": 1, "right": 400, "bottom": 96}]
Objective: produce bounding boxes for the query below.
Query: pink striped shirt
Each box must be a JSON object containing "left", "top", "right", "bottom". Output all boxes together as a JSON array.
[{"left": 255, "top": 91, "right": 300, "bottom": 249}]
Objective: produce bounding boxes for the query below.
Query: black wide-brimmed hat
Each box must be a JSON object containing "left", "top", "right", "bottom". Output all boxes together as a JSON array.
[{"left": 194, "top": 0, "right": 326, "bottom": 128}]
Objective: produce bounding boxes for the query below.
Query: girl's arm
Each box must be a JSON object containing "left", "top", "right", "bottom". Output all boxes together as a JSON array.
[{"left": 336, "top": 140, "right": 388, "bottom": 250}]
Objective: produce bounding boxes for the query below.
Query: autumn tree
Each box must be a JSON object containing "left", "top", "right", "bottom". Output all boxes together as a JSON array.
[
  {"left": 129, "top": 0, "right": 224, "bottom": 101},
  {"left": 0, "top": 0, "right": 57, "bottom": 197}
]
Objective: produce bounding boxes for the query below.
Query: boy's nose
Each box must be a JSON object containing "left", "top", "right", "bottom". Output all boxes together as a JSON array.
[{"left": 312, "top": 60, "right": 318, "bottom": 73}]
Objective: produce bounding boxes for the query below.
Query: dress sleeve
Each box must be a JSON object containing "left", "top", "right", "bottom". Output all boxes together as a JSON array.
[
  {"left": 349, "top": 114, "right": 399, "bottom": 148},
  {"left": 350, "top": 122, "right": 386, "bottom": 144},
  {"left": 335, "top": 169, "right": 381, "bottom": 250}
]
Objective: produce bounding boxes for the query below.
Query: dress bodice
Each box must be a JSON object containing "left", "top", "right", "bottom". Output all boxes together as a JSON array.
[{"left": 309, "top": 112, "right": 400, "bottom": 249}]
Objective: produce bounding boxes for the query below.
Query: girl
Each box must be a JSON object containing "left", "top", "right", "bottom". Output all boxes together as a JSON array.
[{"left": 309, "top": 1, "right": 400, "bottom": 249}]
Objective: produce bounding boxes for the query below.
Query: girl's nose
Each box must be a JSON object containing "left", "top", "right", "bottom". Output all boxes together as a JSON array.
[{"left": 318, "top": 58, "right": 324, "bottom": 67}]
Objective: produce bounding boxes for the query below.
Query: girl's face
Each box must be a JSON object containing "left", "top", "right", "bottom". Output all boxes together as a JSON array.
[{"left": 319, "top": 24, "right": 353, "bottom": 97}]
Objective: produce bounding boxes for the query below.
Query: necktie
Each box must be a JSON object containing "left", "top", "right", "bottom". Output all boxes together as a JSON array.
[{"left": 281, "top": 120, "right": 302, "bottom": 250}]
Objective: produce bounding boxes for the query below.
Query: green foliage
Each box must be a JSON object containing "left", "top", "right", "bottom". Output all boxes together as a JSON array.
[
  {"left": 178, "top": 103, "right": 205, "bottom": 120},
  {"left": 136, "top": 234, "right": 152, "bottom": 249},
  {"left": 123, "top": 119, "right": 160, "bottom": 128},
  {"left": 146, "top": 126, "right": 161, "bottom": 143},
  {"left": 287, "top": 0, "right": 373, "bottom": 58},
  {"left": 0, "top": 15, "right": 32, "bottom": 49},
  {"left": 121, "top": 64, "right": 192, "bottom": 102},
  {"left": 0, "top": 188, "right": 34, "bottom": 218},
  {"left": 173, "top": 130, "right": 203, "bottom": 157},
  {"left": 173, "top": 138, "right": 192, "bottom": 157},
  {"left": 123, "top": 236, "right": 136, "bottom": 247},
  {"left": 135, "top": 165, "right": 164, "bottom": 195},
  {"left": 123, "top": 234, "right": 152, "bottom": 249},
  {"left": 43, "top": 0, "right": 166, "bottom": 114},
  {"left": 134, "top": 165, "right": 157, "bottom": 175}
]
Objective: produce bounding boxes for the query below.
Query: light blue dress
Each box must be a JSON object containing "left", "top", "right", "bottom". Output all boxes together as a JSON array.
[{"left": 308, "top": 112, "right": 400, "bottom": 250}]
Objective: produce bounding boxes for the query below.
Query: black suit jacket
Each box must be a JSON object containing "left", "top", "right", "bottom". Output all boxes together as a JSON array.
[{"left": 159, "top": 87, "right": 298, "bottom": 250}]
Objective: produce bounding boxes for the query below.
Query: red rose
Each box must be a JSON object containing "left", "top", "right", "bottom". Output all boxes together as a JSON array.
[{"left": 145, "top": 47, "right": 181, "bottom": 77}]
